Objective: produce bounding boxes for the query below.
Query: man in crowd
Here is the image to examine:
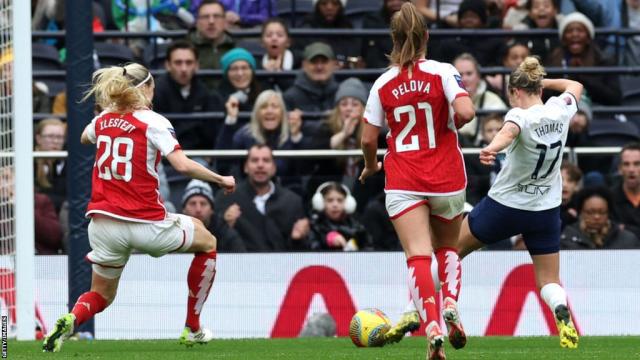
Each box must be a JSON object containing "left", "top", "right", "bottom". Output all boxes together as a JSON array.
[
  {"left": 154, "top": 40, "right": 222, "bottom": 150},
  {"left": 611, "top": 143, "right": 640, "bottom": 238},
  {"left": 181, "top": 179, "right": 246, "bottom": 252},
  {"left": 284, "top": 42, "right": 339, "bottom": 112},
  {"left": 215, "top": 144, "right": 310, "bottom": 251}
]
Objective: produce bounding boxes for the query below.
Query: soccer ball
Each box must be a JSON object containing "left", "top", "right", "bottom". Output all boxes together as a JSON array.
[{"left": 349, "top": 308, "right": 392, "bottom": 347}]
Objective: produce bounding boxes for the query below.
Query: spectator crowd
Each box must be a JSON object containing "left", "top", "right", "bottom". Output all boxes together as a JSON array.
[{"left": 27, "top": 0, "right": 640, "bottom": 253}]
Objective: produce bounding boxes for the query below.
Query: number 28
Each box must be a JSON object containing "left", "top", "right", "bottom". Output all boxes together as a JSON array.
[{"left": 96, "top": 135, "right": 134, "bottom": 182}]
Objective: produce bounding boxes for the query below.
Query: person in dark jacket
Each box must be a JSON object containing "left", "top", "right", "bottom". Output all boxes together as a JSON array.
[
  {"left": 360, "top": 0, "right": 407, "bottom": 68},
  {"left": 187, "top": 0, "right": 235, "bottom": 88},
  {"left": 153, "top": 40, "right": 223, "bottom": 150},
  {"left": 214, "top": 145, "right": 310, "bottom": 251},
  {"left": 283, "top": 42, "right": 339, "bottom": 112},
  {"left": 561, "top": 186, "right": 640, "bottom": 249},
  {"left": 360, "top": 192, "right": 401, "bottom": 250},
  {"left": 560, "top": 161, "right": 582, "bottom": 229},
  {"left": 308, "top": 182, "right": 373, "bottom": 251},
  {"left": 545, "top": 12, "right": 622, "bottom": 105},
  {"left": 610, "top": 143, "right": 640, "bottom": 238},
  {"left": 181, "top": 179, "right": 246, "bottom": 252}
]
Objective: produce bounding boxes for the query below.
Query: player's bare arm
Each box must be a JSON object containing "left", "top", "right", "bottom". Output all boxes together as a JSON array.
[
  {"left": 359, "top": 122, "right": 382, "bottom": 184},
  {"left": 541, "top": 79, "right": 584, "bottom": 101},
  {"left": 166, "top": 149, "right": 236, "bottom": 193},
  {"left": 480, "top": 122, "right": 520, "bottom": 165},
  {"left": 80, "top": 125, "right": 93, "bottom": 145},
  {"left": 451, "top": 96, "right": 476, "bottom": 129}
]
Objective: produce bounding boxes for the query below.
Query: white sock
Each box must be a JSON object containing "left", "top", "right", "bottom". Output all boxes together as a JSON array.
[{"left": 540, "top": 283, "right": 567, "bottom": 313}]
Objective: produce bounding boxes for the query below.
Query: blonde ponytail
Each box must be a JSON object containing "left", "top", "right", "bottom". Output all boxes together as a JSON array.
[
  {"left": 509, "top": 56, "right": 546, "bottom": 94},
  {"left": 83, "top": 63, "right": 153, "bottom": 112},
  {"left": 389, "top": 2, "right": 427, "bottom": 70}
]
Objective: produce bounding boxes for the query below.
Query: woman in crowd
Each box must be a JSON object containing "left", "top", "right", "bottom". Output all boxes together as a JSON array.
[
  {"left": 308, "top": 182, "right": 373, "bottom": 251},
  {"left": 485, "top": 40, "right": 530, "bottom": 99},
  {"left": 454, "top": 53, "right": 507, "bottom": 144},
  {"left": 546, "top": 12, "right": 622, "bottom": 105},
  {"left": 34, "top": 118, "right": 67, "bottom": 213},
  {"left": 219, "top": 47, "right": 263, "bottom": 123},
  {"left": 561, "top": 187, "right": 640, "bottom": 249},
  {"left": 260, "top": 17, "right": 299, "bottom": 90}
]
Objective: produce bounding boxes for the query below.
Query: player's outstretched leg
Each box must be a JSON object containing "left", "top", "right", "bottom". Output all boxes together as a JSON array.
[
  {"left": 384, "top": 308, "right": 421, "bottom": 345},
  {"left": 541, "top": 282, "right": 578, "bottom": 349},
  {"left": 435, "top": 247, "right": 466, "bottom": 349},
  {"left": 180, "top": 220, "right": 218, "bottom": 347},
  {"left": 43, "top": 290, "right": 108, "bottom": 352}
]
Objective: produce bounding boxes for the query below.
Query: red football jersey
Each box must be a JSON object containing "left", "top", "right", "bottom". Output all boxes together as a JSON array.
[
  {"left": 363, "top": 59, "right": 469, "bottom": 195},
  {"left": 85, "top": 110, "right": 181, "bottom": 222}
]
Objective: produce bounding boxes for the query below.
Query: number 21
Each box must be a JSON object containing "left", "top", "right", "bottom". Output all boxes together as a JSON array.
[{"left": 393, "top": 102, "right": 435, "bottom": 152}]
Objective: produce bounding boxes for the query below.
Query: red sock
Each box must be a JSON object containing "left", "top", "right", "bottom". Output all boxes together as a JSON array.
[
  {"left": 407, "top": 256, "right": 439, "bottom": 325},
  {"left": 71, "top": 291, "right": 107, "bottom": 327},
  {"left": 185, "top": 250, "right": 217, "bottom": 332},
  {"left": 435, "top": 247, "right": 462, "bottom": 302}
]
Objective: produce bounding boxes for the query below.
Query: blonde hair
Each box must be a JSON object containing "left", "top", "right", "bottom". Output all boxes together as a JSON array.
[
  {"left": 34, "top": 118, "right": 66, "bottom": 189},
  {"left": 389, "top": 2, "right": 427, "bottom": 70},
  {"left": 509, "top": 56, "right": 546, "bottom": 94},
  {"left": 325, "top": 104, "right": 363, "bottom": 150},
  {"left": 83, "top": 63, "right": 153, "bottom": 112},
  {"left": 250, "top": 90, "right": 289, "bottom": 147}
]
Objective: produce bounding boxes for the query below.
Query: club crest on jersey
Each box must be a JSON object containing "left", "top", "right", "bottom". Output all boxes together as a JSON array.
[
  {"left": 454, "top": 75, "right": 466, "bottom": 90},
  {"left": 564, "top": 96, "right": 572, "bottom": 105},
  {"left": 168, "top": 128, "right": 177, "bottom": 139}
]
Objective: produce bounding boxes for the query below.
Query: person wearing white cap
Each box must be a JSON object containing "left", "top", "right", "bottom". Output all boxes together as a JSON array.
[{"left": 546, "top": 12, "right": 622, "bottom": 105}]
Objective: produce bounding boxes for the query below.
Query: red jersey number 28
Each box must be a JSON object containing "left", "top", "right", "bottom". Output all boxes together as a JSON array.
[
  {"left": 96, "top": 135, "right": 134, "bottom": 182},
  {"left": 393, "top": 102, "right": 435, "bottom": 152}
]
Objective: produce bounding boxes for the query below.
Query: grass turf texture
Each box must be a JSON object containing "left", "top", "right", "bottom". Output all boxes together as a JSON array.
[{"left": 11, "top": 336, "right": 640, "bottom": 359}]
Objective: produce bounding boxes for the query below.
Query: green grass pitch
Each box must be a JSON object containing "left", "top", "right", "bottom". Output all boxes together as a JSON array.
[{"left": 10, "top": 336, "right": 640, "bottom": 359}]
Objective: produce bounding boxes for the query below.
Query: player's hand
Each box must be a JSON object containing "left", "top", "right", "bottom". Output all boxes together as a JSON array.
[
  {"left": 479, "top": 148, "right": 497, "bottom": 165},
  {"left": 220, "top": 175, "right": 236, "bottom": 194},
  {"left": 359, "top": 162, "right": 382, "bottom": 184},
  {"left": 224, "top": 203, "right": 241, "bottom": 228},
  {"left": 291, "top": 218, "right": 310, "bottom": 240},
  {"left": 225, "top": 96, "right": 240, "bottom": 119}
]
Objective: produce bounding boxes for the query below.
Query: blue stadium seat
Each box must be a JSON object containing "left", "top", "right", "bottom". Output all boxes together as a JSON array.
[
  {"left": 236, "top": 39, "right": 266, "bottom": 63},
  {"left": 95, "top": 42, "right": 135, "bottom": 67}
]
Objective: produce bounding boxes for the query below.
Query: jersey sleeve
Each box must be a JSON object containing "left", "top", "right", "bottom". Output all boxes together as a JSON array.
[
  {"left": 146, "top": 112, "right": 182, "bottom": 156},
  {"left": 504, "top": 108, "right": 526, "bottom": 130},
  {"left": 85, "top": 116, "right": 99, "bottom": 144},
  {"left": 441, "top": 63, "right": 469, "bottom": 104},
  {"left": 546, "top": 92, "right": 579, "bottom": 119},
  {"left": 363, "top": 80, "right": 384, "bottom": 127}
]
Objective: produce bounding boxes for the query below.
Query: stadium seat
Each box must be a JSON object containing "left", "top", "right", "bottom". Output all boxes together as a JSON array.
[
  {"left": 94, "top": 42, "right": 135, "bottom": 67},
  {"left": 588, "top": 119, "right": 640, "bottom": 146},
  {"left": 143, "top": 41, "right": 170, "bottom": 69},
  {"left": 32, "top": 43, "right": 61, "bottom": 70},
  {"left": 620, "top": 75, "right": 640, "bottom": 100},
  {"left": 345, "top": 0, "right": 382, "bottom": 15},
  {"left": 236, "top": 39, "right": 266, "bottom": 63},
  {"left": 277, "top": 0, "right": 313, "bottom": 27},
  {"left": 32, "top": 42, "right": 65, "bottom": 96}
]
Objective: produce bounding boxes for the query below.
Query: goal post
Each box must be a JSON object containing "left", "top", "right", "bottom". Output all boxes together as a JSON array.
[{"left": 13, "top": 0, "right": 35, "bottom": 340}]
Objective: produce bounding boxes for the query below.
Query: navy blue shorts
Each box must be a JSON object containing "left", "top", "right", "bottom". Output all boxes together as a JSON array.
[{"left": 468, "top": 196, "right": 561, "bottom": 255}]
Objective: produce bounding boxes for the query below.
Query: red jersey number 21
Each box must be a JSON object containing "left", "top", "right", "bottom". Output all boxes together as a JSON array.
[
  {"left": 393, "top": 102, "right": 435, "bottom": 152},
  {"left": 96, "top": 135, "right": 134, "bottom": 182}
]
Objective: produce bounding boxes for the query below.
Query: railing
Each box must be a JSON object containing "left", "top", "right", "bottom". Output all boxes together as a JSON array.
[{"left": 0, "top": 147, "right": 622, "bottom": 159}]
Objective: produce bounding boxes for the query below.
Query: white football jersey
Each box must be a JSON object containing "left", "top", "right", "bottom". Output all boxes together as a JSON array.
[{"left": 488, "top": 92, "right": 578, "bottom": 211}]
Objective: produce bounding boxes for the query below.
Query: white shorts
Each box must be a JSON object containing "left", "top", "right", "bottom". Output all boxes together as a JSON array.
[
  {"left": 385, "top": 192, "right": 466, "bottom": 221},
  {"left": 86, "top": 213, "right": 195, "bottom": 279}
]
